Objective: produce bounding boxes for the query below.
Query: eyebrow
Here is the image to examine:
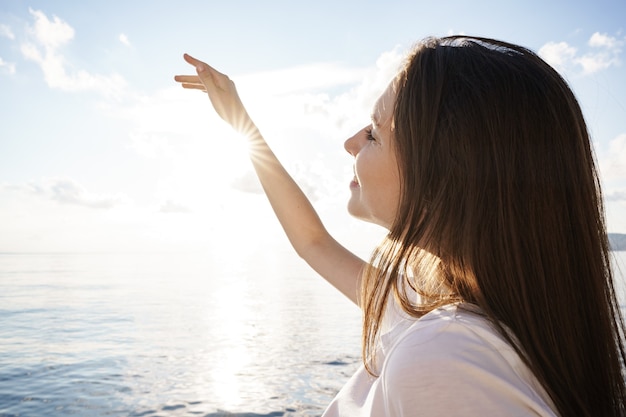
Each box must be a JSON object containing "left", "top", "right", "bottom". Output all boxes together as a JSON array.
[{"left": 370, "top": 113, "right": 380, "bottom": 129}]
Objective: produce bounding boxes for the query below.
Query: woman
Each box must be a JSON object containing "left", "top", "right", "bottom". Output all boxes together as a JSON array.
[{"left": 175, "top": 36, "right": 626, "bottom": 416}]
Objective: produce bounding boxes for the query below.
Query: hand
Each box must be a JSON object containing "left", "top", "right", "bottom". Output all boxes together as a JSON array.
[{"left": 174, "top": 54, "right": 256, "bottom": 136}]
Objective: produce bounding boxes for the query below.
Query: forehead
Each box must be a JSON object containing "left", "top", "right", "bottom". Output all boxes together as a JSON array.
[{"left": 371, "top": 79, "right": 398, "bottom": 128}]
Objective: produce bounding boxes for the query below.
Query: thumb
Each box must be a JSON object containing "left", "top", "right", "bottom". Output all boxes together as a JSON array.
[
  {"left": 195, "top": 62, "right": 207, "bottom": 74},
  {"left": 195, "top": 62, "right": 230, "bottom": 93},
  {"left": 184, "top": 54, "right": 218, "bottom": 85}
]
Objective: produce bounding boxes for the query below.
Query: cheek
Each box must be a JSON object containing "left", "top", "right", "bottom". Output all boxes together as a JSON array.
[
  {"left": 383, "top": 161, "right": 402, "bottom": 217},
  {"left": 383, "top": 174, "right": 401, "bottom": 208}
]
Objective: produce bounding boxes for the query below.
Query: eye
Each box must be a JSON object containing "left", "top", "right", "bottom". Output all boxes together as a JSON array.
[{"left": 365, "top": 127, "right": 376, "bottom": 141}]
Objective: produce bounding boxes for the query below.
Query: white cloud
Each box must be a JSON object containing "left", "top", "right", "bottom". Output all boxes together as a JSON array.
[
  {"left": 237, "top": 62, "right": 370, "bottom": 96},
  {"left": 538, "top": 41, "right": 577, "bottom": 71},
  {"left": 597, "top": 133, "right": 626, "bottom": 223},
  {"left": 576, "top": 53, "right": 613, "bottom": 74},
  {"left": 3, "top": 178, "right": 125, "bottom": 209},
  {"left": 119, "top": 33, "right": 131, "bottom": 47},
  {"left": 49, "top": 178, "right": 124, "bottom": 209},
  {"left": 20, "top": 8, "right": 127, "bottom": 98},
  {"left": 27, "top": 8, "right": 74, "bottom": 48},
  {"left": 159, "top": 200, "right": 192, "bottom": 213},
  {"left": 0, "top": 57, "right": 16, "bottom": 74},
  {"left": 601, "top": 134, "right": 626, "bottom": 179},
  {"left": 1, "top": 181, "right": 45, "bottom": 195},
  {"left": 230, "top": 170, "right": 263, "bottom": 194},
  {"left": 240, "top": 45, "right": 404, "bottom": 139},
  {"left": 606, "top": 189, "right": 626, "bottom": 202},
  {"left": 128, "top": 130, "right": 175, "bottom": 159},
  {"left": 0, "top": 24, "right": 15, "bottom": 40},
  {"left": 539, "top": 32, "right": 625, "bottom": 76},
  {"left": 0, "top": 180, "right": 163, "bottom": 253},
  {"left": 589, "top": 32, "right": 619, "bottom": 48}
]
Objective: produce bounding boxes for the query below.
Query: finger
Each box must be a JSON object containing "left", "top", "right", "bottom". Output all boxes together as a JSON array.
[
  {"left": 181, "top": 83, "right": 207, "bottom": 92},
  {"left": 174, "top": 75, "right": 201, "bottom": 83},
  {"left": 183, "top": 53, "right": 222, "bottom": 76}
]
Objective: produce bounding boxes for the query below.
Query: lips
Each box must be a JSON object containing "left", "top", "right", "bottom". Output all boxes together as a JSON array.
[{"left": 350, "top": 166, "right": 360, "bottom": 188}]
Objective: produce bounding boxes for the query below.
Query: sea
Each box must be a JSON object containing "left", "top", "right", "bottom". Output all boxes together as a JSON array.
[{"left": 1, "top": 250, "right": 625, "bottom": 417}]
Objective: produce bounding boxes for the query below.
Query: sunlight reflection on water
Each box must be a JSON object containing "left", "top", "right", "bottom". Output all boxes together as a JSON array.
[{"left": 0, "top": 250, "right": 362, "bottom": 416}]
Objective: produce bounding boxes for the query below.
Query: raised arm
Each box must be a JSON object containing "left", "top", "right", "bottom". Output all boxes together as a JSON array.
[{"left": 175, "top": 54, "right": 365, "bottom": 305}]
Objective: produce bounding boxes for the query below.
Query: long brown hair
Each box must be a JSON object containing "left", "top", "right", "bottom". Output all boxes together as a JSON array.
[{"left": 361, "top": 36, "right": 626, "bottom": 416}]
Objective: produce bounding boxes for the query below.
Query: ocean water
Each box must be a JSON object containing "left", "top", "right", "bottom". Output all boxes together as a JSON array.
[
  {"left": 0, "top": 250, "right": 362, "bottom": 417},
  {"left": 1, "top": 250, "right": 625, "bottom": 417}
]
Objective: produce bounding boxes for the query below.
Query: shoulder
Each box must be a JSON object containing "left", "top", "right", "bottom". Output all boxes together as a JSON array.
[
  {"left": 381, "top": 304, "right": 514, "bottom": 383},
  {"left": 379, "top": 304, "right": 556, "bottom": 416}
]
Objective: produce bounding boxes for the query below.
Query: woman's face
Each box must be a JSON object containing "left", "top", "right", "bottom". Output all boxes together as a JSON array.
[{"left": 344, "top": 80, "right": 401, "bottom": 229}]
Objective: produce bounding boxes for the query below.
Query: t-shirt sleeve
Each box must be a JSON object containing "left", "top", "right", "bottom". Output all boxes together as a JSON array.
[{"left": 379, "top": 321, "right": 554, "bottom": 417}]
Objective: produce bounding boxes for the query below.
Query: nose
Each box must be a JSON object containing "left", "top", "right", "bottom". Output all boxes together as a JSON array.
[{"left": 344, "top": 127, "right": 365, "bottom": 156}]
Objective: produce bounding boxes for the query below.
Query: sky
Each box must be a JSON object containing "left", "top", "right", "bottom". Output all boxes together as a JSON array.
[{"left": 0, "top": 0, "right": 625, "bottom": 254}]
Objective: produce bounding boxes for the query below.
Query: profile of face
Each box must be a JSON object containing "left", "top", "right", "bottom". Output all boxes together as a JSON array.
[{"left": 344, "top": 80, "right": 401, "bottom": 229}]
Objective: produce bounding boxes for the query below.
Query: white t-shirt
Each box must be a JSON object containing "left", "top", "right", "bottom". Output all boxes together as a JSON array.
[{"left": 322, "top": 303, "right": 558, "bottom": 416}]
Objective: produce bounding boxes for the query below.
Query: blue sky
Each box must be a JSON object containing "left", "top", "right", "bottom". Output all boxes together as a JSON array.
[{"left": 0, "top": 0, "right": 625, "bottom": 253}]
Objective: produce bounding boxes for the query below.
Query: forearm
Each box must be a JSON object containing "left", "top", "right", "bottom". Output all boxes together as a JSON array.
[
  {"left": 246, "top": 128, "right": 364, "bottom": 305},
  {"left": 247, "top": 128, "right": 328, "bottom": 257}
]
